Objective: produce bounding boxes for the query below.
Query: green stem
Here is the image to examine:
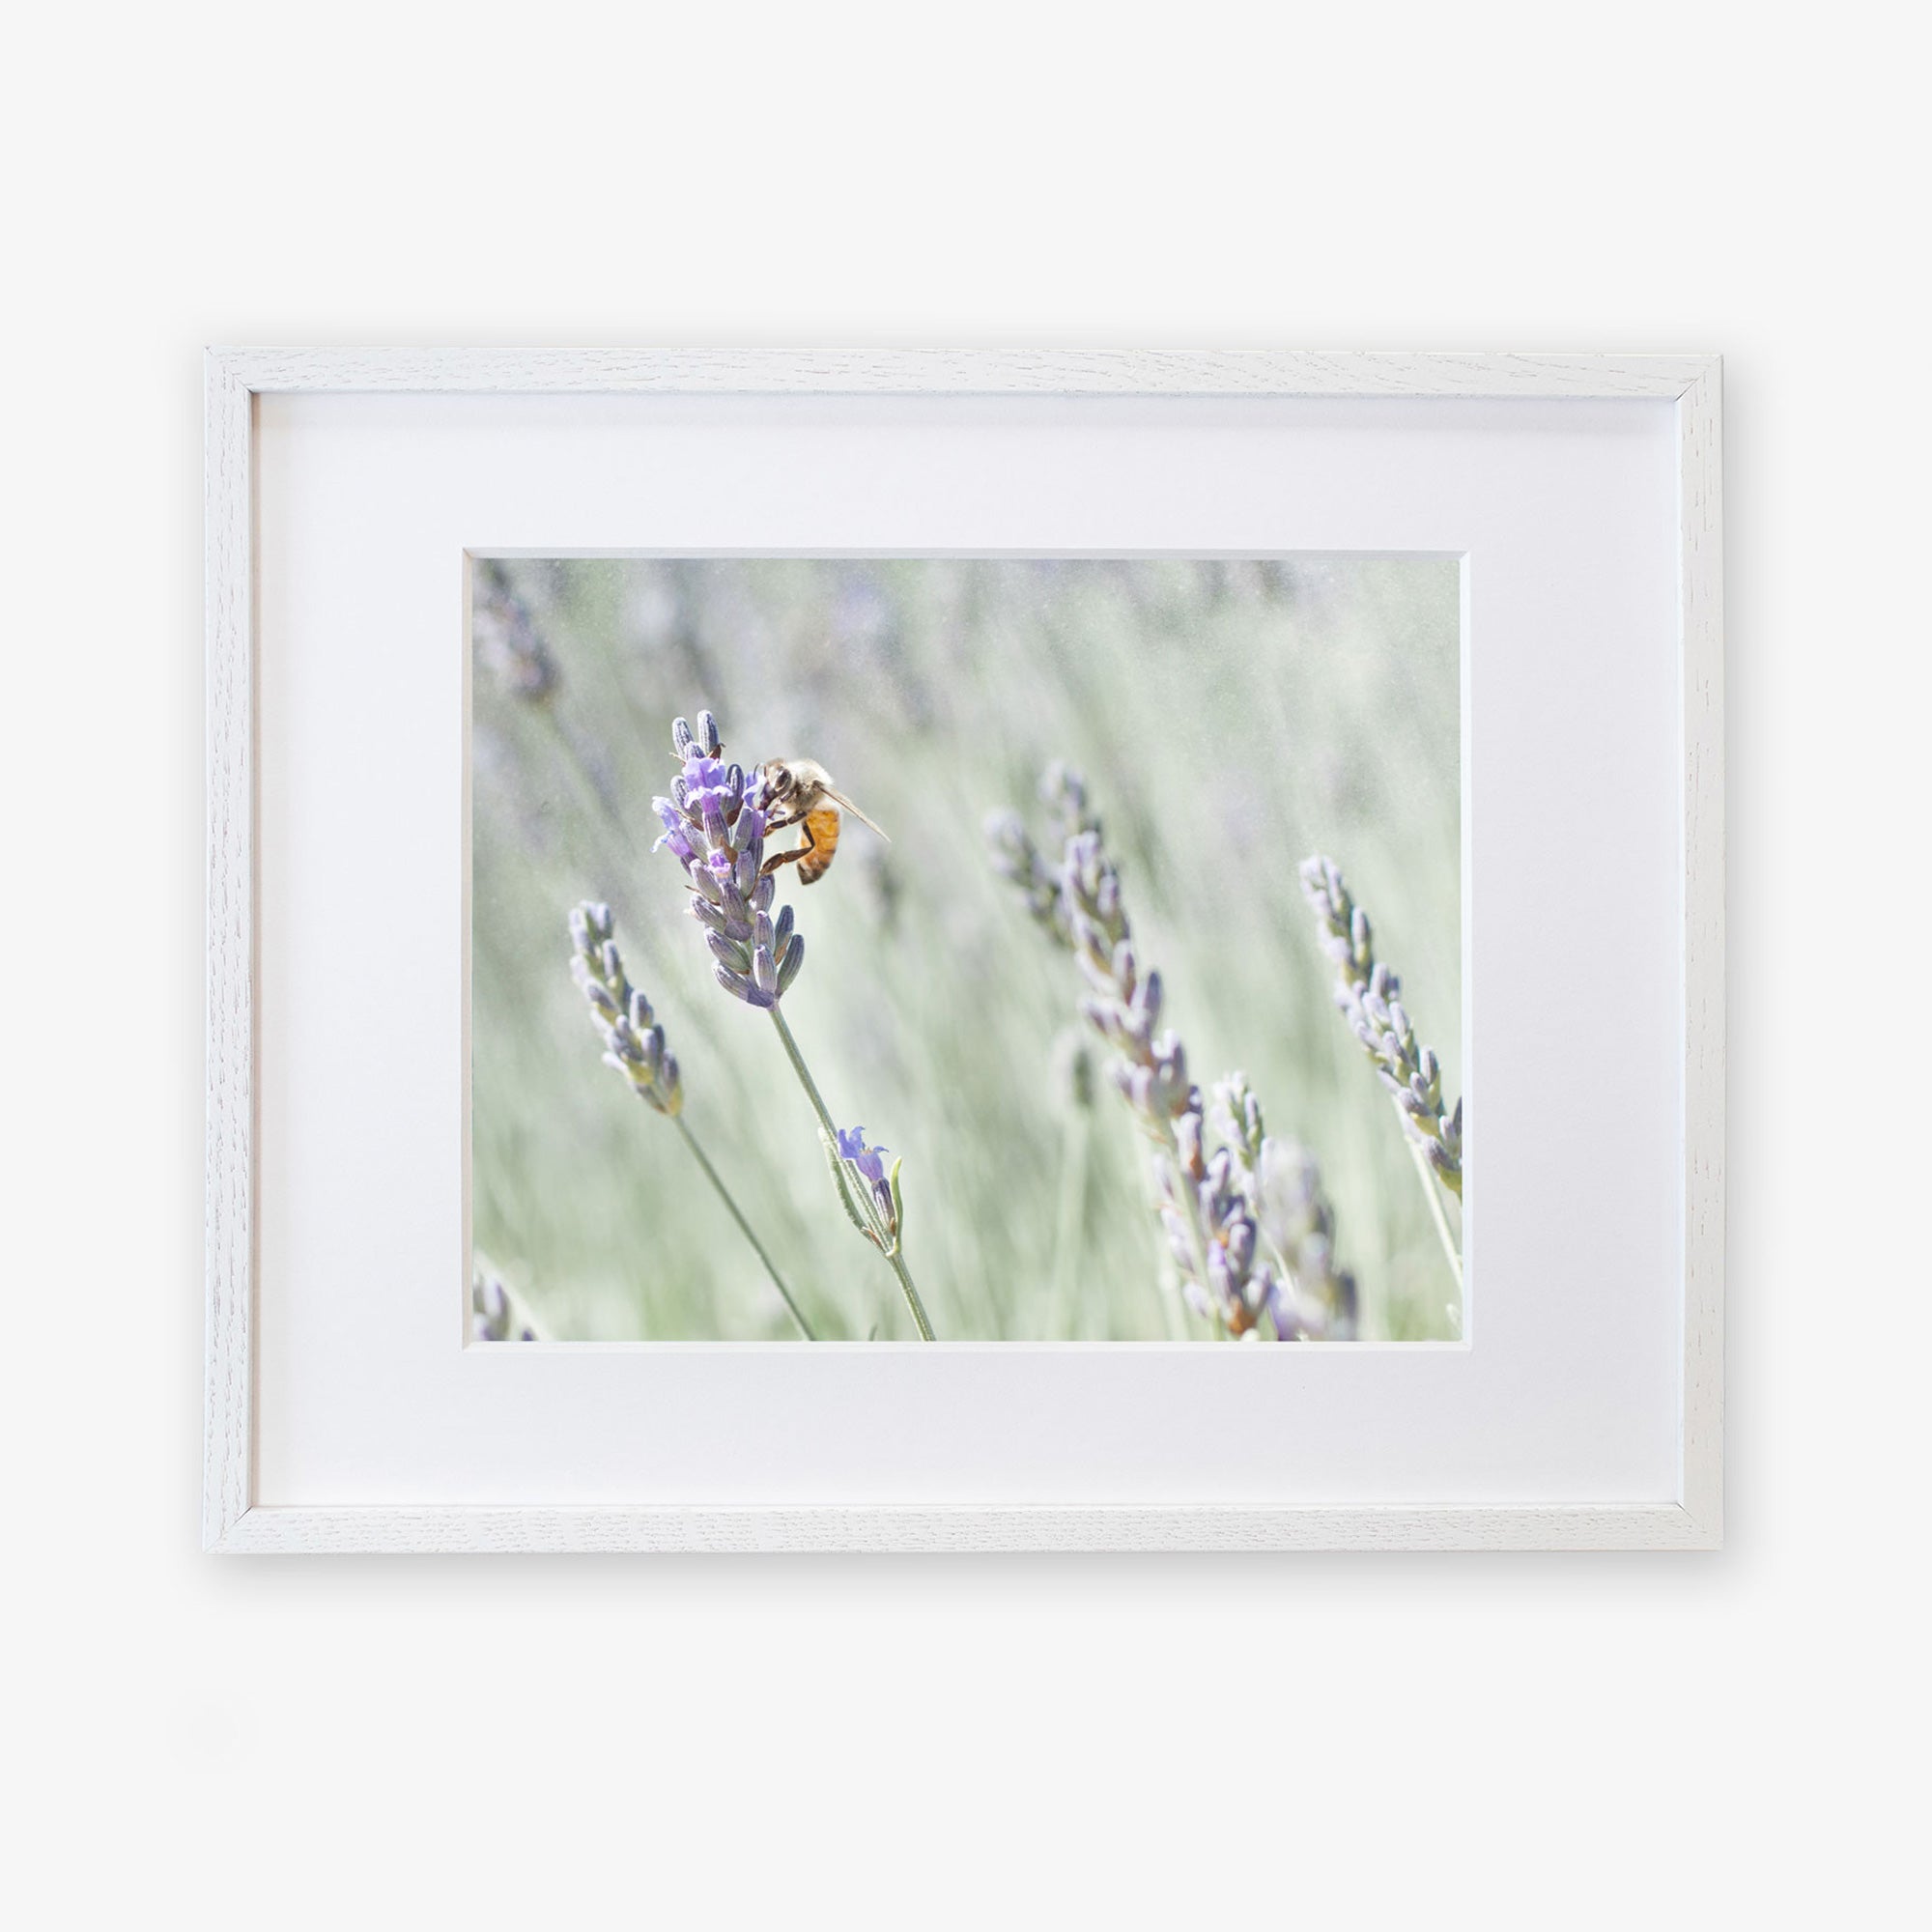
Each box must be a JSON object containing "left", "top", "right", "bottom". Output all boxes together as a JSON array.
[
  {"left": 886, "top": 1246, "right": 937, "bottom": 1343},
  {"left": 673, "top": 1116, "right": 816, "bottom": 1341},
  {"left": 1406, "top": 1132, "right": 1463, "bottom": 1293},
  {"left": 767, "top": 1005, "right": 838, "bottom": 1138},
  {"left": 768, "top": 1005, "right": 937, "bottom": 1342},
  {"left": 1047, "top": 1109, "right": 1090, "bottom": 1330}
]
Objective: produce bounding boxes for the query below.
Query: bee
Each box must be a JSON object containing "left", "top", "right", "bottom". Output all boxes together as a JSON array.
[{"left": 756, "top": 757, "right": 889, "bottom": 885}]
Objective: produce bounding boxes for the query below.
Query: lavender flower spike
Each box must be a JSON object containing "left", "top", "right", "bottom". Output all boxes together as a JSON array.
[
  {"left": 1298, "top": 857, "right": 1463, "bottom": 1196},
  {"left": 569, "top": 901, "right": 682, "bottom": 1116},
  {"left": 992, "top": 763, "right": 1357, "bottom": 1341},
  {"left": 651, "top": 711, "right": 936, "bottom": 1338},
  {"left": 652, "top": 714, "right": 805, "bottom": 1009}
]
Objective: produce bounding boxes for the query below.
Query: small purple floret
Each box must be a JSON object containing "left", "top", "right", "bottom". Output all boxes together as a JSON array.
[{"left": 834, "top": 1124, "right": 888, "bottom": 1182}]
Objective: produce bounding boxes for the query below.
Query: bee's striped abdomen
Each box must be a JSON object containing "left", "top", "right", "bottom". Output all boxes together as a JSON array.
[{"left": 798, "top": 808, "right": 841, "bottom": 884}]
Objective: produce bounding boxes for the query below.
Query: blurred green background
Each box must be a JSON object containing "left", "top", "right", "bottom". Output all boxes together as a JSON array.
[{"left": 471, "top": 556, "right": 1461, "bottom": 1341}]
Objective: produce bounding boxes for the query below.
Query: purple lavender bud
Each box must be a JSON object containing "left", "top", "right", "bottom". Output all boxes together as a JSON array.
[
  {"left": 568, "top": 906, "right": 592, "bottom": 952},
  {"left": 695, "top": 710, "right": 720, "bottom": 755},
  {"left": 1207, "top": 1244, "right": 1233, "bottom": 1306},
  {"left": 777, "top": 931, "right": 805, "bottom": 993},
  {"left": 1227, "top": 1218, "right": 1256, "bottom": 1272},
  {"left": 753, "top": 945, "right": 779, "bottom": 995},
  {"left": 1161, "top": 1209, "right": 1193, "bottom": 1269},
  {"left": 1156, "top": 1034, "right": 1188, "bottom": 1091},
  {"left": 671, "top": 716, "right": 695, "bottom": 757},
  {"left": 1133, "top": 969, "right": 1162, "bottom": 1023},
  {"left": 707, "top": 931, "right": 751, "bottom": 973}
]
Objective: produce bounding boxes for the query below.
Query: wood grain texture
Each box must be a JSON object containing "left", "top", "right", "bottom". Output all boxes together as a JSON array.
[
  {"left": 203, "top": 355, "right": 254, "bottom": 1548},
  {"left": 210, "top": 1502, "right": 1716, "bottom": 1554},
  {"left": 209, "top": 345, "right": 1708, "bottom": 400},
  {"left": 1678, "top": 361, "right": 1725, "bottom": 1542},
  {"left": 204, "top": 347, "right": 1723, "bottom": 1553}
]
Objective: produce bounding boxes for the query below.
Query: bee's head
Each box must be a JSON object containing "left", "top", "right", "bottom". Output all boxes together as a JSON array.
[{"left": 760, "top": 760, "right": 795, "bottom": 802}]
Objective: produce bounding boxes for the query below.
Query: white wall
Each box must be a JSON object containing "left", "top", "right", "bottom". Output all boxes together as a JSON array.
[{"left": 4, "top": 3, "right": 1923, "bottom": 1924}]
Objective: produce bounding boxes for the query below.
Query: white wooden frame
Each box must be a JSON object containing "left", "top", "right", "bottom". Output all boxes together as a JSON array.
[{"left": 205, "top": 349, "right": 1722, "bottom": 1552}]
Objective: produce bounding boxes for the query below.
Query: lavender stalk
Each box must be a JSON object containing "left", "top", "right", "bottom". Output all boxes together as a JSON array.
[
  {"left": 652, "top": 711, "right": 937, "bottom": 1341},
  {"left": 990, "top": 772, "right": 1356, "bottom": 1340},
  {"left": 1298, "top": 856, "right": 1463, "bottom": 1286},
  {"left": 570, "top": 901, "right": 815, "bottom": 1341}
]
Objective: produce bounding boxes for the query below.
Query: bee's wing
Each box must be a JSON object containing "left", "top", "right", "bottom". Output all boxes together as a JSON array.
[{"left": 821, "top": 785, "right": 890, "bottom": 841}]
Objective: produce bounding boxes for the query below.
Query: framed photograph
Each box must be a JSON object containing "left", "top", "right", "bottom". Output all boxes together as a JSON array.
[{"left": 204, "top": 348, "right": 1721, "bottom": 1550}]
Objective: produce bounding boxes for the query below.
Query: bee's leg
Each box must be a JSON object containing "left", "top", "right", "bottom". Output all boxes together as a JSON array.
[{"left": 759, "top": 822, "right": 816, "bottom": 878}]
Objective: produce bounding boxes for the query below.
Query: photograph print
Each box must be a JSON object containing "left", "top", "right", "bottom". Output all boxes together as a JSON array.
[{"left": 470, "top": 555, "right": 1462, "bottom": 1343}]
